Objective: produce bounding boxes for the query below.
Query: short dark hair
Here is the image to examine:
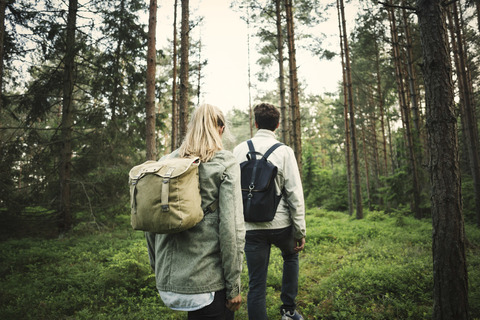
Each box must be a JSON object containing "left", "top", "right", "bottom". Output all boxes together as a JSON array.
[{"left": 254, "top": 103, "right": 280, "bottom": 131}]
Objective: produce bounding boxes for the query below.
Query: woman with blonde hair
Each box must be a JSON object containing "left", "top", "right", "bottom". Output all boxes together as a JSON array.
[{"left": 145, "top": 104, "right": 245, "bottom": 319}]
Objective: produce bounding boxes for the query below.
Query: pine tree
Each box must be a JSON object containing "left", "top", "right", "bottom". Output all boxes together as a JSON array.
[{"left": 417, "top": 0, "right": 469, "bottom": 317}]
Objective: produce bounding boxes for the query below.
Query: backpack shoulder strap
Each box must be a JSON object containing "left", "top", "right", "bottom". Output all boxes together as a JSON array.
[
  {"left": 246, "top": 139, "right": 262, "bottom": 160},
  {"left": 247, "top": 139, "right": 255, "bottom": 152},
  {"left": 263, "top": 143, "right": 284, "bottom": 160}
]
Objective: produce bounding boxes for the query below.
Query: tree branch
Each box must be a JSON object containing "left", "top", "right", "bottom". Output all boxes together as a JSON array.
[
  {"left": 378, "top": 1, "right": 416, "bottom": 11},
  {"left": 441, "top": 0, "right": 459, "bottom": 7}
]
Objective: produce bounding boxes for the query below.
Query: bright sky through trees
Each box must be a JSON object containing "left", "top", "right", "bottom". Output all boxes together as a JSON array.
[{"left": 156, "top": 0, "right": 357, "bottom": 112}]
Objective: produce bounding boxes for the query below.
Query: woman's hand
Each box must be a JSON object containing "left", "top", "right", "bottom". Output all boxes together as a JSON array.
[{"left": 226, "top": 294, "right": 242, "bottom": 311}]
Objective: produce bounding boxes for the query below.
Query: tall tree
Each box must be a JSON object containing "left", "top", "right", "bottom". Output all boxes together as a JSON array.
[
  {"left": 59, "top": 0, "right": 78, "bottom": 231},
  {"left": 0, "top": 0, "right": 6, "bottom": 111},
  {"left": 337, "top": 0, "right": 353, "bottom": 216},
  {"left": 449, "top": 1, "right": 480, "bottom": 228},
  {"left": 475, "top": 0, "right": 480, "bottom": 33},
  {"left": 401, "top": 2, "right": 421, "bottom": 136},
  {"left": 338, "top": 0, "right": 363, "bottom": 219},
  {"left": 178, "top": 0, "right": 190, "bottom": 144},
  {"left": 171, "top": 0, "right": 179, "bottom": 150},
  {"left": 361, "top": 121, "right": 371, "bottom": 208},
  {"left": 417, "top": 0, "right": 469, "bottom": 318},
  {"left": 284, "top": 0, "right": 302, "bottom": 169},
  {"left": 246, "top": 4, "right": 254, "bottom": 138},
  {"left": 275, "top": 0, "right": 288, "bottom": 144},
  {"left": 146, "top": 0, "right": 157, "bottom": 160},
  {"left": 387, "top": 2, "right": 422, "bottom": 219},
  {"left": 374, "top": 35, "right": 389, "bottom": 175}
]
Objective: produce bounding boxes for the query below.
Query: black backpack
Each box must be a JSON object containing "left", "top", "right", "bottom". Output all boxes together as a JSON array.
[{"left": 240, "top": 140, "right": 284, "bottom": 222}]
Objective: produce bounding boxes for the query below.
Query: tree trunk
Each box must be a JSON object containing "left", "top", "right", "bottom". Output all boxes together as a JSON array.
[
  {"left": 171, "top": 0, "right": 179, "bottom": 151},
  {"left": 417, "top": 0, "right": 469, "bottom": 318},
  {"left": 344, "top": 97, "right": 353, "bottom": 216},
  {"left": 178, "top": 0, "right": 190, "bottom": 144},
  {"left": 450, "top": 2, "right": 480, "bottom": 228},
  {"left": 284, "top": 0, "right": 302, "bottom": 170},
  {"left": 59, "top": 0, "right": 78, "bottom": 232},
  {"left": 338, "top": 0, "right": 363, "bottom": 219},
  {"left": 369, "top": 97, "right": 381, "bottom": 191},
  {"left": 476, "top": 0, "right": 480, "bottom": 34},
  {"left": 337, "top": 4, "right": 353, "bottom": 216},
  {"left": 402, "top": 1, "right": 425, "bottom": 175},
  {"left": 387, "top": 3, "right": 422, "bottom": 219},
  {"left": 146, "top": 0, "right": 157, "bottom": 161},
  {"left": 275, "top": 0, "right": 288, "bottom": 144},
  {"left": 387, "top": 113, "right": 396, "bottom": 174},
  {"left": 401, "top": 1, "right": 421, "bottom": 136},
  {"left": 374, "top": 37, "right": 388, "bottom": 176},
  {"left": 361, "top": 122, "right": 371, "bottom": 209},
  {"left": 109, "top": 0, "right": 128, "bottom": 128},
  {"left": 0, "top": 0, "right": 6, "bottom": 112},
  {"left": 246, "top": 5, "right": 253, "bottom": 138},
  {"left": 196, "top": 35, "right": 202, "bottom": 106}
]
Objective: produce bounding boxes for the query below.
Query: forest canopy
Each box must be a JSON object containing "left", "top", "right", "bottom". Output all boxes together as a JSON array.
[{"left": 0, "top": 0, "right": 479, "bottom": 232}]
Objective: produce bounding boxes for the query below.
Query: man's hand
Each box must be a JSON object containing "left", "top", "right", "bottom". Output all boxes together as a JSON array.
[
  {"left": 294, "top": 237, "right": 305, "bottom": 253},
  {"left": 226, "top": 294, "right": 242, "bottom": 311}
]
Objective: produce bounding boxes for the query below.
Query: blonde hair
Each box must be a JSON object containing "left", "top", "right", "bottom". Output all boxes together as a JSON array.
[{"left": 179, "top": 104, "right": 226, "bottom": 162}]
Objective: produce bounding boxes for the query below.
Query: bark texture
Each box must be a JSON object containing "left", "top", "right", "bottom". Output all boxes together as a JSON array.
[
  {"left": 338, "top": 0, "right": 363, "bottom": 218},
  {"left": 178, "top": 0, "right": 190, "bottom": 144},
  {"left": 171, "top": 0, "right": 179, "bottom": 151},
  {"left": 0, "top": 0, "right": 6, "bottom": 111},
  {"left": 146, "top": 0, "right": 157, "bottom": 160},
  {"left": 417, "top": 0, "right": 469, "bottom": 318},
  {"left": 59, "top": 0, "right": 78, "bottom": 231},
  {"left": 285, "top": 0, "right": 302, "bottom": 170},
  {"left": 275, "top": 0, "right": 288, "bottom": 144}
]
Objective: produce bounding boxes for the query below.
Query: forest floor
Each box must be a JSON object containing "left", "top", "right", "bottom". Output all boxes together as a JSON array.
[{"left": 0, "top": 208, "right": 479, "bottom": 320}]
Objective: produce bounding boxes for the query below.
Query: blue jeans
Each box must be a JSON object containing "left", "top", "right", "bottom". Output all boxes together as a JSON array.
[{"left": 244, "top": 226, "right": 299, "bottom": 320}]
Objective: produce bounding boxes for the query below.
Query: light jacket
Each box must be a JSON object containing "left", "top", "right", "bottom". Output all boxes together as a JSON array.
[
  {"left": 145, "top": 150, "right": 246, "bottom": 300},
  {"left": 233, "top": 129, "right": 306, "bottom": 240}
]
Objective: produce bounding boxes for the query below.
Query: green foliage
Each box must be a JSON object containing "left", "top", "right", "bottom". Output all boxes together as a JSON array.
[
  {"left": 0, "top": 0, "right": 151, "bottom": 226},
  {"left": 0, "top": 229, "right": 180, "bottom": 319},
  {"left": 2, "top": 210, "right": 479, "bottom": 319},
  {"left": 461, "top": 174, "right": 477, "bottom": 224},
  {"left": 302, "top": 145, "right": 348, "bottom": 212},
  {"left": 300, "top": 209, "right": 473, "bottom": 320},
  {"left": 225, "top": 108, "right": 253, "bottom": 151}
]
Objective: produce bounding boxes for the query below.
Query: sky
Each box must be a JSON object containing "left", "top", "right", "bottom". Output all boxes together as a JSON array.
[{"left": 155, "top": 0, "right": 357, "bottom": 113}]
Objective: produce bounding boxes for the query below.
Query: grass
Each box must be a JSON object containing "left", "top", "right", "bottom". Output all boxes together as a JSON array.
[{"left": 0, "top": 209, "right": 479, "bottom": 319}]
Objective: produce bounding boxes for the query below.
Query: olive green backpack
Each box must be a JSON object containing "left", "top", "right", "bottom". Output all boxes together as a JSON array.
[{"left": 129, "top": 156, "right": 217, "bottom": 234}]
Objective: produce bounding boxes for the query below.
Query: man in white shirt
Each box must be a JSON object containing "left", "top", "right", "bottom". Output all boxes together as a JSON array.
[{"left": 233, "top": 103, "right": 306, "bottom": 320}]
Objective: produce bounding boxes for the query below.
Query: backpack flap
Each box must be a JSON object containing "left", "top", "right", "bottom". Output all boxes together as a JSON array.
[
  {"left": 129, "top": 157, "right": 203, "bottom": 233},
  {"left": 240, "top": 160, "right": 278, "bottom": 192}
]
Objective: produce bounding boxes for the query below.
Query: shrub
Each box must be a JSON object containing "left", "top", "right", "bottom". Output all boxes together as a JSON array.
[{"left": 1, "top": 210, "right": 479, "bottom": 319}]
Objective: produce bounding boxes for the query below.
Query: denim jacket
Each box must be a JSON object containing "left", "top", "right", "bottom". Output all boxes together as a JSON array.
[{"left": 145, "top": 150, "right": 246, "bottom": 300}]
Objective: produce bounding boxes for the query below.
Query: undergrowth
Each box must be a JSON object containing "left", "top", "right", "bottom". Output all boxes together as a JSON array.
[{"left": 0, "top": 209, "right": 479, "bottom": 319}]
